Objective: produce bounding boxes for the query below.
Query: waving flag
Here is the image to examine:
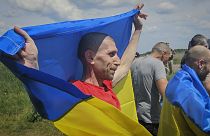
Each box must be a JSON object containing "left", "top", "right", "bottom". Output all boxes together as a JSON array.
[{"left": 0, "top": 9, "right": 151, "bottom": 136}]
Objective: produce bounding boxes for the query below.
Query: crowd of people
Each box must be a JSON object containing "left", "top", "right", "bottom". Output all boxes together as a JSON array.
[{"left": 5, "top": 2, "right": 210, "bottom": 136}]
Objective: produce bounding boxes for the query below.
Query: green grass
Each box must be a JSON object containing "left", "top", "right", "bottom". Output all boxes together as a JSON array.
[{"left": 0, "top": 62, "right": 63, "bottom": 136}]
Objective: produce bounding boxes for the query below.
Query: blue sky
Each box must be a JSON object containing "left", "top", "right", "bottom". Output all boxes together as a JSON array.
[{"left": 0, "top": 0, "right": 210, "bottom": 53}]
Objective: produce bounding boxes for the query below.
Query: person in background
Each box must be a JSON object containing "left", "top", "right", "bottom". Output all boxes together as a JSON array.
[
  {"left": 181, "top": 34, "right": 209, "bottom": 66},
  {"left": 180, "top": 34, "right": 210, "bottom": 95},
  {"left": 131, "top": 42, "right": 172, "bottom": 136},
  {"left": 165, "top": 48, "right": 175, "bottom": 74},
  {"left": 158, "top": 46, "right": 210, "bottom": 136}
]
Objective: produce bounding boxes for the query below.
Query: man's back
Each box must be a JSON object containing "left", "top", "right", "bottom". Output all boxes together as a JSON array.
[{"left": 131, "top": 56, "right": 166, "bottom": 123}]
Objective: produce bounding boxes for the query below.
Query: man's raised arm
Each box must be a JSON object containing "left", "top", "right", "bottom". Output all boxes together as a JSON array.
[{"left": 112, "top": 4, "right": 147, "bottom": 87}]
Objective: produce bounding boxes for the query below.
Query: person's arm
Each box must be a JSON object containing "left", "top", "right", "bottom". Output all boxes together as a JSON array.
[
  {"left": 154, "top": 60, "right": 168, "bottom": 96},
  {"left": 13, "top": 26, "right": 39, "bottom": 69},
  {"left": 112, "top": 4, "right": 147, "bottom": 87},
  {"left": 156, "top": 79, "right": 168, "bottom": 96}
]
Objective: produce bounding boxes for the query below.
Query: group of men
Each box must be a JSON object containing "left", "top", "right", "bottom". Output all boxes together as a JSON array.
[
  {"left": 131, "top": 33, "right": 210, "bottom": 136},
  {"left": 8, "top": 2, "right": 210, "bottom": 136},
  {"left": 158, "top": 35, "right": 210, "bottom": 136}
]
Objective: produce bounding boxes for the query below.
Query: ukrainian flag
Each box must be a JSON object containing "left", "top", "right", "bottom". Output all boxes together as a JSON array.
[
  {"left": 0, "top": 9, "right": 151, "bottom": 136},
  {"left": 158, "top": 64, "right": 210, "bottom": 136}
]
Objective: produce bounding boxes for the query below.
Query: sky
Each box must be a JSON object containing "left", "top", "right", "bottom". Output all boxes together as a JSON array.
[{"left": 0, "top": 0, "right": 210, "bottom": 53}]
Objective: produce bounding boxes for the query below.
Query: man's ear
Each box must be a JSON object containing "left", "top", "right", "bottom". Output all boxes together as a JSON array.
[
  {"left": 198, "top": 59, "right": 205, "bottom": 69},
  {"left": 160, "top": 51, "right": 165, "bottom": 61},
  {"left": 162, "top": 51, "right": 167, "bottom": 55},
  {"left": 84, "top": 49, "right": 95, "bottom": 64}
]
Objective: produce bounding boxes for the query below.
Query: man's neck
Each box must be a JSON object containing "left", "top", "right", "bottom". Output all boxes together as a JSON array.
[
  {"left": 150, "top": 52, "right": 162, "bottom": 61},
  {"left": 82, "top": 68, "right": 103, "bottom": 87}
]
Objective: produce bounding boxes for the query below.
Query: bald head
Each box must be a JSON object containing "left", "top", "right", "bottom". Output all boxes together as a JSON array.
[
  {"left": 185, "top": 45, "right": 210, "bottom": 66},
  {"left": 78, "top": 32, "right": 114, "bottom": 60},
  {"left": 185, "top": 45, "right": 210, "bottom": 81}
]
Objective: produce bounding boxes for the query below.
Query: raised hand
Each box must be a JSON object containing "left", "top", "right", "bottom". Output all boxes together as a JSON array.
[
  {"left": 133, "top": 3, "right": 148, "bottom": 30},
  {"left": 136, "top": 4, "right": 148, "bottom": 20},
  {"left": 13, "top": 26, "right": 39, "bottom": 69}
]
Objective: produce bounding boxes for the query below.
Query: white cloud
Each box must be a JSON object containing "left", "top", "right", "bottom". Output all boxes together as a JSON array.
[
  {"left": 10, "top": 0, "right": 83, "bottom": 19},
  {"left": 156, "top": 2, "right": 176, "bottom": 14},
  {"left": 196, "top": 20, "right": 210, "bottom": 29},
  {"left": 145, "top": 25, "right": 158, "bottom": 32},
  {"left": 157, "top": 2, "right": 176, "bottom": 9},
  {"left": 101, "top": 0, "right": 135, "bottom": 6},
  {"left": 98, "top": 0, "right": 121, "bottom": 6},
  {"left": 0, "top": 21, "right": 10, "bottom": 35},
  {"left": 77, "top": 0, "right": 137, "bottom": 7},
  {"left": 8, "top": 0, "right": 138, "bottom": 20},
  {"left": 0, "top": 21, "right": 6, "bottom": 28}
]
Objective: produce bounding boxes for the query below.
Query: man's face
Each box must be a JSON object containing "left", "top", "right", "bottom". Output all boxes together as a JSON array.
[
  {"left": 202, "top": 58, "right": 210, "bottom": 80},
  {"left": 198, "top": 57, "right": 210, "bottom": 81},
  {"left": 92, "top": 36, "right": 120, "bottom": 81},
  {"left": 162, "top": 51, "right": 172, "bottom": 64}
]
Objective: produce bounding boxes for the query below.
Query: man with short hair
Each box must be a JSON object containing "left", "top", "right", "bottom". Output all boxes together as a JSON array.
[
  {"left": 158, "top": 46, "right": 210, "bottom": 136},
  {"left": 181, "top": 34, "right": 209, "bottom": 66},
  {"left": 131, "top": 42, "right": 171, "bottom": 136},
  {"left": 180, "top": 34, "right": 210, "bottom": 96},
  {"left": 188, "top": 34, "right": 209, "bottom": 49}
]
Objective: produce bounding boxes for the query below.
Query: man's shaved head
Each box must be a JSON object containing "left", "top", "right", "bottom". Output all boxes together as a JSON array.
[
  {"left": 152, "top": 42, "right": 171, "bottom": 54},
  {"left": 77, "top": 32, "right": 120, "bottom": 82},
  {"left": 78, "top": 32, "right": 114, "bottom": 60},
  {"left": 151, "top": 42, "right": 172, "bottom": 64},
  {"left": 185, "top": 45, "right": 210, "bottom": 81},
  {"left": 185, "top": 45, "right": 210, "bottom": 66}
]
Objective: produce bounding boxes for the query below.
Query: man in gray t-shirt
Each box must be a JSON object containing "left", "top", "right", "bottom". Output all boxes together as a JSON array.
[{"left": 131, "top": 42, "right": 171, "bottom": 136}]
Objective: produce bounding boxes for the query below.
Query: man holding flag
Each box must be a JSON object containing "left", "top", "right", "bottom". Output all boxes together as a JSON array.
[{"left": 6, "top": 3, "right": 151, "bottom": 136}]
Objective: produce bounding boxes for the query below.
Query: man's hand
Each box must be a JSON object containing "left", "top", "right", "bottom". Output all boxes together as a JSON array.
[
  {"left": 13, "top": 26, "right": 39, "bottom": 69},
  {"left": 134, "top": 3, "right": 148, "bottom": 30}
]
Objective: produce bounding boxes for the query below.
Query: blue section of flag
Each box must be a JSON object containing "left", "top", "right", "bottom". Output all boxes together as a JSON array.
[
  {"left": 166, "top": 64, "right": 210, "bottom": 132},
  {"left": 1, "top": 56, "right": 90, "bottom": 120}
]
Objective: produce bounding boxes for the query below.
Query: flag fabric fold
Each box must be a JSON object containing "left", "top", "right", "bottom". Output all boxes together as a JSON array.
[{"left": 113, "top": 71, "right": 138, "bottom": 122}]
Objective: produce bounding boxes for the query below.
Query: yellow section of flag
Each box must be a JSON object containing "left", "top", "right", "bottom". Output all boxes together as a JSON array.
[
  {"left": 54, "top": 96, "right": 151, "bottom": 136},
  {"left": 158, "top": 96, "right": 209, "bottom": 136},
  {"left": 113, "top": 71, "right": 138, "bottom": 122}
]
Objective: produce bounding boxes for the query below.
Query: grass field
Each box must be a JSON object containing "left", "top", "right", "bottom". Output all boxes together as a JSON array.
[
  {"left": 0, "top": 62, "right": 63, "bottom": 136},
  {"left": 0, "top": 49, "right": 185, "bottom": 135}
]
